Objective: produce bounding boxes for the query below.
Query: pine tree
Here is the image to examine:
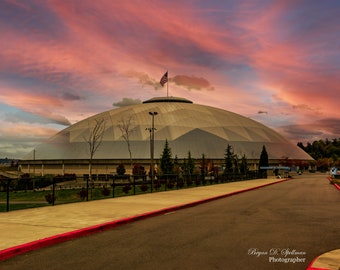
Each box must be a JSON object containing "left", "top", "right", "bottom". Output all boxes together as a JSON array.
[
  {"left": 182, "top": 151, "right": 195, "bottom": 176},
  {"left": 259, "top": 145, "right": 269, "bottom": 178},
  {"left": 240, "top": 154, "right": 249, "bottom": 175},
  {"left": 160, "top": 139, "right": 174, "bottom": 175},
  {"left": 187, "top": 151, "right": 195, "bottom": 175},
  {"left": 200, "top": 153, "right": 207, "bottom": 179},
  {"left": 174, "top": 155, "right": 181, "bottom": 175},
  {"left": 224, "top": 144, "right": 233, "bottom": 175},
  {"left": 233, "top": 154, "right": 240, "bottom": 174}
]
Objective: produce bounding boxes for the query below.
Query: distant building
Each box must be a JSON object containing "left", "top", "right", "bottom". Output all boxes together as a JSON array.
[{"left": 19, "top": 97, "right": 313, "bottom": 176}]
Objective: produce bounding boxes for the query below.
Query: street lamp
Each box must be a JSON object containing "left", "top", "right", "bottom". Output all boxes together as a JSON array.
[
  {"left": 33, "top": 149, "right": 36, "bottom": 190},
  {"left": 148, "top": 111, "right": 158, "bottom": 192}
]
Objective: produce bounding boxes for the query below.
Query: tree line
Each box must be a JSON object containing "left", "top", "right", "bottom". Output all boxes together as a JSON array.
[
  {"left": 297, "top": 138, "right": 340, "bottom": 170},
  {"left": 155, "top": 139, "right": 269, "bottom": 179}
]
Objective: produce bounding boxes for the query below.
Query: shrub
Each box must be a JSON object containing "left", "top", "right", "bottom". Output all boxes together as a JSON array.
[
  {"left": 133, "top": 163, "right": 146, "bottom": 176},
  {"left": 139, "top": 184, "right": 148, "bottom": 192},
  {"left": 34, "top": 176, "right": 52, "bottom": 189},
  {"left": 177, "top": 180, "right": 184, "bottom": 188},
  {"left": 122, "top": 184, "right": 131, "bottom": 194},
  {"left": 153, "top": 181, "right": 161, "bottom": 190},
  {"left": 79, "top": 188, "right": 87, "bottom": 200},
  {"left": 101, "top": 186, "right": 110, "bottom": 196},
  {"left": 116, "top": 163, "right": 126, "bottom": 176},
  {"left": 45, "top": 193, "right": 56, "bottom": 204},
  {"left": 167, "top": 182, "right": 174, "bottom": 189}
]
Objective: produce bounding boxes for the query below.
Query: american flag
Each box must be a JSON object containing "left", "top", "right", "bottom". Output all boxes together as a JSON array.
[{"left": 160, "top": 71, "right": 168, "bottom": 86}]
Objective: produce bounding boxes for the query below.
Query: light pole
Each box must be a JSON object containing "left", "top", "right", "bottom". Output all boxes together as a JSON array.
[
  {"left": 33, "top": 149, "right": 36, "bottom": 190},
  {"left": 148, "top": 111, "right": 158, "bottom": 192}
]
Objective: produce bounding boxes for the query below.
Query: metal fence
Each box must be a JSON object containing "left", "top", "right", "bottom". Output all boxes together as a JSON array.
[{"left": 0, "top": 171, "right": 261, "bottom": 212}]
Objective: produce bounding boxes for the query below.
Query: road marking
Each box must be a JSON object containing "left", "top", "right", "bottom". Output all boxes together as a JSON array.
[{"left": 164, "top": 211, "right": 176, "bottom": 215}]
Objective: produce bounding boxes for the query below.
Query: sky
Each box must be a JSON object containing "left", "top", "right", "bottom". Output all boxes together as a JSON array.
[{"left": 0, "top": 0, "right": 339, "bottom": 159}]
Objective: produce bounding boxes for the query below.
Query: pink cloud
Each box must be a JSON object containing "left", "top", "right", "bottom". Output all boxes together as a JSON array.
[
  {"left": 227, "top": 1, "right": 340, "bottom": 121},
  {"left": 0, "top": 86, "right": 71, "bottom": 125},
  {"left": 0, "top": 0, "right": 338, "bottom": 157},
  {"left": 0, "top": 121, "right": 58, "bottom": 140}
]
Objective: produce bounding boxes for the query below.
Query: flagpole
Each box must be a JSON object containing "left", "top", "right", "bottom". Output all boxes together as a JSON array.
[
  {"left": 167, "top": 71, "right": 169, "bottom": 98},
  {"left": 160, "top": 71, "right": 169, "bottom": 98}
]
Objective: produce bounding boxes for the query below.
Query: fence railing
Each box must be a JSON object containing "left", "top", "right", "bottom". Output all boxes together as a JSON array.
[{"left": 0, "top": 172, "right": 261, "bottom": 212}]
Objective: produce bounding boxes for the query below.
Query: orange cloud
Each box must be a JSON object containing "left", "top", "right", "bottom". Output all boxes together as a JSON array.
[
  {"left": 0, "top": 122, "right": 58, "bottom": 140},
  {"left": 172, "top": 75, "right": 214, "bottom": 91},
  {"left": 0, "top": 0, "right": 338, "bottom": 157}
]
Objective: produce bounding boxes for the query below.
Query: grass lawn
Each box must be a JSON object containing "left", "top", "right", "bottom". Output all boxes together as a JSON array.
[
  {"left": 0, "top": 178, "right": 220, "bottom": 212},
  {"left": 0, "top": 203, "right": 48, "bottom": 212},
  {"left": 0, "top": 184, "right": 163, "bottom": 212}
]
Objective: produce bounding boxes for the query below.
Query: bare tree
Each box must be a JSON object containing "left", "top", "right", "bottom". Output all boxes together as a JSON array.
[
  {"left": 83, "top": 118, "right": 106, "bottom": 199},
  {"left": 118, "top": 115, "right": 134, "bottom": 169}
]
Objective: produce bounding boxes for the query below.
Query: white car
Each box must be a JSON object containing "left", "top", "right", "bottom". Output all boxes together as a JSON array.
[{"left": 330, "top": 167, "right": 339, "bottom": 177}]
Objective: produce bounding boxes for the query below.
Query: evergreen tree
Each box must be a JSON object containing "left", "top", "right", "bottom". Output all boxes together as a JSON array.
[
  {"left": 181, "top": 152, "right": 194, "bottom": 176},
  {"left": 233, "top": 154, "right": 240, "bottom": 174},
  {"left": 173, "top": 155, "right": 181, "bottom": 175},
  {"left": 187, "top": 151, "right": 195, "bottom": 175},
  {"left": 160, "top": 139, "right": 174, "bottom": 175},
  {"left": 182, "top": 158, "right": 187, "bottom": 175},
  {"left": 224, "top": 144, "right": 233, "bottom": 175},
  {"left": 259, "top": 145, "right": 269, "bottom": 178},
  {"left": 174, "top": 155, "right": 179, "bottom": 168},
  {"left": 240, "top": 154, "right": 249, "bottom": 175},
  {"left": 200, "top": 153, "right": 207, "bottom": 178}
]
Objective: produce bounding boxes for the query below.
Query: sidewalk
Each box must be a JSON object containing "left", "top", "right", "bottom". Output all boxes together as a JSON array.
[{"left": 0, "top": 178, "right": 285, "bottom": 259}]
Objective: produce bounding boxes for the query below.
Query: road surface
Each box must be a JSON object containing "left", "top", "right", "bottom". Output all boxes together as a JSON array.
[{"left": 1, "top": 173, "right": 339, "bottom": 270}]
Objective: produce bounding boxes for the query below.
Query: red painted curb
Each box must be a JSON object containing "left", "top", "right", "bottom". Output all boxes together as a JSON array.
[
  {"left": 307, "top": 178, "right": 338, "bottom": 270},
  {"left": 0, "top": 178, "right": 290, "bottom": 261},
  {"left": 306, "top": 254, "right": 330, "bottom": 270},
  {"left": 328, "top": 176, "right": 340, "bottom": 191}
]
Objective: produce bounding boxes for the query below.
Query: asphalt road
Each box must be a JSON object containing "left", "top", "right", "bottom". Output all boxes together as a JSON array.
[{"left": 1, "top": 173, "right": 339, "bottom": 270}]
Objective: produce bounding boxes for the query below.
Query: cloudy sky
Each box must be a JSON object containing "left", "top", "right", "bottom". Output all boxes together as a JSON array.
[{"left": 0, "top": 0, "right": 339, "bottom": 158}]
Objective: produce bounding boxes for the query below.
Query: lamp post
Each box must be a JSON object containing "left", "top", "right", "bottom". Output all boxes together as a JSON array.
[
  {"left": 148, "top": 111, "right": 158, "bottom": 192},
  {"left": 33, "top": 149, "right": 36, "bottom": 190}
]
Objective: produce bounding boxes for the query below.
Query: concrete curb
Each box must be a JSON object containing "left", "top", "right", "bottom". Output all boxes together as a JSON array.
[
  {"left": 0, "top": 178, "right": 290, "bottom": 261},
  {"left": 306, "top": 255, "right": 330, "bottom": 270},
  {"left": 306, "top": 249, "right": 340, "bottom": 270},
  {"left": 307, "top": 179, "right": 340, "bottom": 270}
]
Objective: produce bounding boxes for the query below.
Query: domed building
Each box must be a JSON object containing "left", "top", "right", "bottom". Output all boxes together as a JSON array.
[{"left": 20, "top": 97, "right": 313, "bottom": 175}]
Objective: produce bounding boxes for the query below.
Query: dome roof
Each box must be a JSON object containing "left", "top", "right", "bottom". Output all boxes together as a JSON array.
[{"left": 24, "top": 97, "right": 312, "bottom": 161}]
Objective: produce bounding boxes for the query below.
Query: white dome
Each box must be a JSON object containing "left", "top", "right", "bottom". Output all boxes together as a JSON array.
[{"left": 24, "top": 97, "right": 312, "bottom": 161}]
